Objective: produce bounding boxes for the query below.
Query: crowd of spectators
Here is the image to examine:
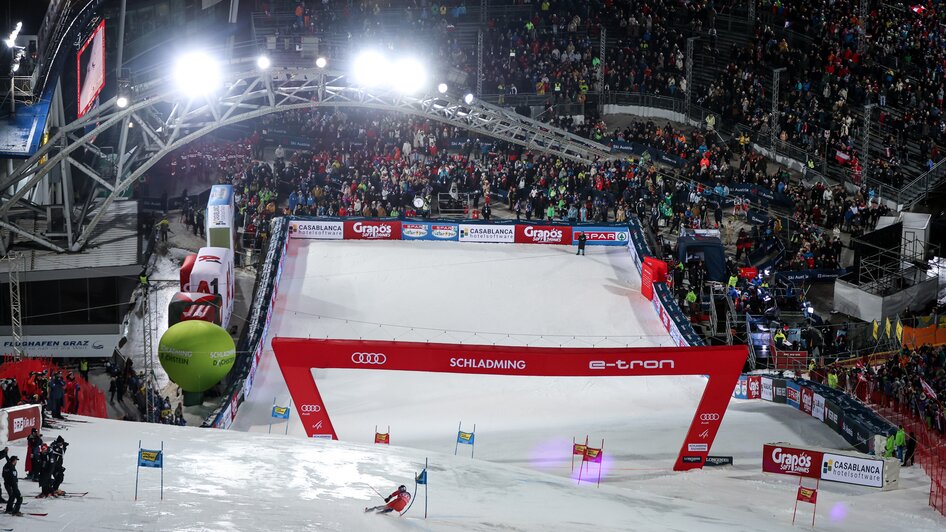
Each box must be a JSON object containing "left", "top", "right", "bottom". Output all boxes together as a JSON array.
[{"left": 834, "top": 344, "right": 946, "bottom": 437}]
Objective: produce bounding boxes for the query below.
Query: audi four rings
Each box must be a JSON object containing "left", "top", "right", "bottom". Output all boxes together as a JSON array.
[
  {"left": 301, "top": 404, "right": 322, "bottom": 413},
  {"left": 351, "top": 352, "right": 387, "bottom": 364},
  {"left": 699, "top": 413, "right": 720, "bottom": 421}
]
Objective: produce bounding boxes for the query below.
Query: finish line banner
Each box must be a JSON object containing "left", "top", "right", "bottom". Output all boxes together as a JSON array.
[{"left": 272, "top": 338, "right": 747, "bottom": 471}]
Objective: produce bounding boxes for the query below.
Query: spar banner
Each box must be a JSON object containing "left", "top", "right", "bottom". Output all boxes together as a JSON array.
[
  {"left": 812, "top": 393, "right": 826, "bottom": 421},
  {"left": 515, "top": 224, "right": 573, "bottom": 245},
  {"left": 761, "top": 376, "right": 774, "bottom": 401},
  {"left": 459, "top": 224, "right": 515, "bottom": 243},
  {"left": 800, "top": 386, "right": 814, "bottom": 415},
  {"left": 762, "top": 443, "right": 823, "bottom": 479},
  {"left": 786, "top": 381, "right": 801, "bottom": 409},
  {"left": 288, "top": 220, "right": 344, "bottom": 240},
  {"left": 572, "top": 226, "right": 630, "bottom": 246},
  {"left": 401, "top": 221, "right": 459, "bottom": 241},
  {"left": 272, "top": 338, "right": 747, "bottom": 471},
  {"left": 772, "top": 378, "right": 788, "bottom": 404},
  {"left": 821, "top": 452, "right": 884, "bottom": 488},
  {"left": 344, "top": 220, "right": 402, "bottom": 240},
  {"left": 733, "top": 375, "right": 748, "bottom": 399},
  {"left": 824, "top": 399, "right": 843, "bottom": 433},
  {"left": 747, "top": 375, "right": 762, "bottom": 399}
]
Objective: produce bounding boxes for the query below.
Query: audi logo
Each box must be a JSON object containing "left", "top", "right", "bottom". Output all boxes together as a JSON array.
[
  {"left": 301, "top": 404, "right": 322, "bottom": 413},
  {"left": 352, "top": 352, "right": 387, "bottom": 365},
  {"left": 700, "top": 413, "right": 721, "bottom": 421}
]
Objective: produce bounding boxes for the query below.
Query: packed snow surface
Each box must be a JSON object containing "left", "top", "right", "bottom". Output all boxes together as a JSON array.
[{"left": 10, "top": 241, "right": 936, "bottom": 530}]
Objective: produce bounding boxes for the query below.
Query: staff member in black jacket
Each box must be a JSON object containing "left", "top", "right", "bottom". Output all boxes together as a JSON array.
[
  {"left": 3, "top": 454, "right": 23, "bottom": 516},
  {"left": 576, "top": 232, "right": 587, "bottom": 256}
]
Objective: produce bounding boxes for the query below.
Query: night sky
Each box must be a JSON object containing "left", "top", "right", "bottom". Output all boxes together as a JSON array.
[{"left": 1, "top": 0, "right": 54, "bottom": 36}]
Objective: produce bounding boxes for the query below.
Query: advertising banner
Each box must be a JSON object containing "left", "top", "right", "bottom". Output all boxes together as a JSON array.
[
  {"left": 515, "top": 224, "right": 573, "bottom": 245},
  {"left": 821, "top": 452, "right": 884, "bottom": 488},
  {"left": 0, "top": 334, "right": 120, "bottom": 358},
  {"left": 824, "top": 399, "right": 843, "bottom": 433},
  {"left": 207, "top": 184, "right": 235, "bottom": 250},
  {"left": 190, "top": 247, "right": 235, "bottom": 329},
  {"left": 705, "top": 456, "right": 734, "bottom": 466},
  {"left": 812, "top": 393, "right": 825, "bottom": 421},
  {"left": 747, "top": 375, "right": 762, "bottom": 399},
  {"left": 288, "top": 220, "right": 344, "bottom": 240},
  {"left": 167, "top": 292, "right": 222, "bottom": 327},
  {"left": 762, "top": 443, "right": 823, "bottom": 479},
  {"left": 400, "top": 222, "right": 459, "bottom": 241},
  {"left": 77, "top": 20, "right": 106, "bottom": 118},
  {"left": 272, "top": 338, "right": 748, "bottom": 471},
  {"left": 733, "top": 375, "right": 748, "bottom": 399},
  {"left": 800, "top": 386, "right": 814, "bottom": 415},
  {"left": 772, "top": 378, "right": 788, "bottom": 404},
  {"left": 1, "top": 404, "right": 42, "bottom": 444},
  {"left": 459, "top": 224, "right": 515, "bottom": 243},
  {"left": 572, "top": 226, "right": 630, "bottom": 246},
  {"left": 761, "top": 376, "right": 774, "bottom": 401},
  {"left": 786, "top": 381, "right": 801, "bottom": 409},
  {"left": 343, "top": 220, "right": 402, "bottom": 240}
]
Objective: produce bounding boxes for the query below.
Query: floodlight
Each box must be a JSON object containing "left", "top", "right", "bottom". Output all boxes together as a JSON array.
[
  {"left": 392, "top": 57, "right": 426, "bottom": 94},
  {"left": 437, "top": 83, "right": 448, "bottom": 94},
  {"left": 116, "top": 96, "right": 129, "bottom": 108},
  {"left": 256, "top": 55, "right": 271, "bottom": 70},
  {"left": 464, "top": 93, "right": 475, "bottom": 104},
  {"left": 173, "top": 51, "right": 222, "bottom": 97},
  {"left": 4, "top": 22, "right": 21, "bottom": 48},
  {"left": 316, "top": 56, "right": 327, "bottom": 68},
  {"left": 352, "top": 50, "right": 388, "bottom": 87}
]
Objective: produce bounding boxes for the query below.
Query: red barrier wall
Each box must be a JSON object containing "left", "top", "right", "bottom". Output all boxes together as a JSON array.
[
  {"left": 272, "top": 338, "right": 747, "bottom": 471},
  {"left": 0, "top": 358, "right": 107, "bottom": 418}
]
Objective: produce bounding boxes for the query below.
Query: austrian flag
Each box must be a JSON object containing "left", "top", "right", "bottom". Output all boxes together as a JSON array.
[{"left": 921, "top": 378, "right": 938, "bottom": 401}]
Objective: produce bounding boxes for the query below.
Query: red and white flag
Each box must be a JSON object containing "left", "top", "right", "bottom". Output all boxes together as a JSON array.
[{"left": 920, "top": 378, "right": 938, "bottom": 401}]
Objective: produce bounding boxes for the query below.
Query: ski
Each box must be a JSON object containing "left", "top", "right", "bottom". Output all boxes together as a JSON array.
[{"left": 62, "top": 492, "right": 88, "bottom": 497}]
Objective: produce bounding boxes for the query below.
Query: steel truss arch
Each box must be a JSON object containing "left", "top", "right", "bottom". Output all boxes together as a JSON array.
[{"left": 1, "top": 67, "right": 612, "bottom": 254}]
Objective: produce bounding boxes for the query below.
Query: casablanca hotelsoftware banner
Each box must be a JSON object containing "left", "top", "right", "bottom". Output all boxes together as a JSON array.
[{"left": 77, "top": 19, "right": 106, "bottom": 118}]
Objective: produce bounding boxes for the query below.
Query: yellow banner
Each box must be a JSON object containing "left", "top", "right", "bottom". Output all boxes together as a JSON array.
[
  {"left": 872, "top": 320, "right": 878, "bottom": 340},
  {"left": 885, "top": 318, "right": 892, "bottom": 338},
  {"left": 896, "top": 320, "right": 904, "bottom": 342}
]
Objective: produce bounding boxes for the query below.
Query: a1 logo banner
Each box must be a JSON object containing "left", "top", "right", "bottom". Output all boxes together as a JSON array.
[
  {"left": 457, "top": 431, "right": 474, "bottom": 445},
  {"left": 138, "top": 449, "right": 163, "bottom": 468},
  {"left": 271, "top": 405, "right": 290, "bottom": 419},
  {"left": 573, "top": 443, "right": 587, "bottom": 455}
]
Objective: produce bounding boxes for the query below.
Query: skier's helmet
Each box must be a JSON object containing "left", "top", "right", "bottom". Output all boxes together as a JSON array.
[{"left": 398, "top": 485, "right": 407, "bottom": 492}]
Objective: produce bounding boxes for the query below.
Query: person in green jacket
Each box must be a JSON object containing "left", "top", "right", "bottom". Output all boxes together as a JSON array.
[
  {"left": 546, "top": 204, "right": 556, "bottom": 221},
  {"left": 884, "top": 431, "right": 896, "bottom": 458},
  {"left": 685, "top": 290, "right": 698, "bottom": 314},
  {"left": 894, "top": 425, "right": 907, "bottom": 461},
  {"left": 827, "top": 371, "right": 838, "bottom": 389}
]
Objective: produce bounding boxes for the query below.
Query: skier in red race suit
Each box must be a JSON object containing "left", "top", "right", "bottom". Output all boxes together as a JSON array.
[
  {"left": 365, "top": 485, "right": 410, "bottom": 514},
  {"left": 63, "top": 373, "right": 78, "bottom": 415}
]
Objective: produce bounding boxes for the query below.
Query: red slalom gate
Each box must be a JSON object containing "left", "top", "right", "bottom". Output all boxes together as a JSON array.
[{"left": 272, "top": 338, "right": 747, "bottom": 471}]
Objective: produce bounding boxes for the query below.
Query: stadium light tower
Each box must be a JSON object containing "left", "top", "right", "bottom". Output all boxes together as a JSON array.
[
  {"left": 315, "top": 56, "right": 327, "bottom": 69},
  {"left": 438, "top": 83, "right": 448, "bottom": 94},
  {"left": 173, "top": 51, "right": 222, "bottom": 98},
  {"left": 352, "top": 50, "right": 387, "bottom": 88},
  {"left": 256, "top": 55, "right": 271, "bottom": 70},
  {"left": 116, "top": 96, "right": 129, "bottom": 108},
  {"left": 4, "top": 22, "right": 21, "bottom": 48},
  {"left": 464, "top": 93, "right": 475, "bottom": 105},
  {"left": 392, "top": 57, "right": 426, "bottom": 94}
]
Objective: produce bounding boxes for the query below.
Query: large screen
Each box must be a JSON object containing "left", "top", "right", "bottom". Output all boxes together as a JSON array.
[{"left": 76, "top": 19, "right": 105, "bottom": 118}]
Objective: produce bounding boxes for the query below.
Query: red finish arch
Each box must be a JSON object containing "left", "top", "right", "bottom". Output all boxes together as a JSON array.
[{"left": 271, "top": 338, "right": 747, "bottom": 471}]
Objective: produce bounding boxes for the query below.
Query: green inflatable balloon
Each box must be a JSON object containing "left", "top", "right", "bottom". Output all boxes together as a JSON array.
[{"left": 158, "top": 320, "right": 236, "bottom": 392}]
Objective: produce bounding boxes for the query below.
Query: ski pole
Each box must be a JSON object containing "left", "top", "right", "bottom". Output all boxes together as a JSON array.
[{"left": 367, "top": 485, "right": 386, "bottom": 500}]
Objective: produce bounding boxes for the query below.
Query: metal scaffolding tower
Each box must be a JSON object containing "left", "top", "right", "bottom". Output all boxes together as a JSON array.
[
  {"left": 685, "top": 37, "right": 697, "bottom": 120},
  {"left": 141, "top": 283, "right": 155, "bottom": 421},
  {"left": 862, "top": 103, "right": 875, "bottom": 175},
  {"left": 5, "top": 252, "right": 24, "bottom": 360},
  {"left": 858, "top": 0, "right": 869, "bottom": 54},
  {"left": 598, "top": 27, "right": 606, "bottom": 115},
  {"left": 771, "top": 68, "right": 785, "bottom": 148},
  {"left": 477, "top": 29, "right": 484, "bottom": 97}
]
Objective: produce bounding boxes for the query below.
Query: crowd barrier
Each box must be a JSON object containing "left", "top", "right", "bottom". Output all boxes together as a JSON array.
[
  {"left": 733, "top": 375, "right": 895, "bottom": 457},
  {"left": 204, "top": 214, "right": 703, "bottom": 427},
  {"left": 203, "top": 217, "right": 289, "bottom": 429}
]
